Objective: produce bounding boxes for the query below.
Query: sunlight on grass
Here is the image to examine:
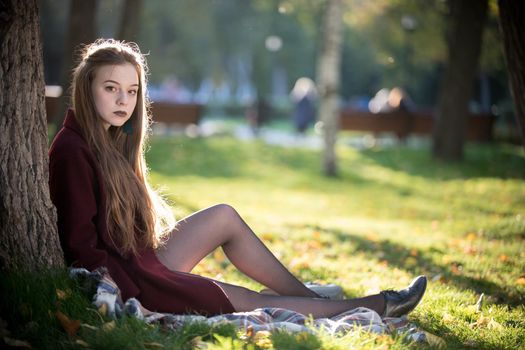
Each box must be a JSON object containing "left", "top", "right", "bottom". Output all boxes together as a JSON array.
[
  {"left": 146, "top": 136, "right": 525, "bottom": 349},
  {"left": 2, "top": 135, "right": 524, "bottom": 349}
]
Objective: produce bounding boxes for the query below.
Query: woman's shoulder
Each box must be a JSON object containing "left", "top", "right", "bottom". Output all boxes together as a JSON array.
[{"left": 49, "top": 127, "right": 93, "bottom": 163}]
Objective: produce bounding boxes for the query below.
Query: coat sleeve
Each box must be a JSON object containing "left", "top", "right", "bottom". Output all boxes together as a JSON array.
[{"left": 49, "top": 146, "right": 140, "bottom": 298}]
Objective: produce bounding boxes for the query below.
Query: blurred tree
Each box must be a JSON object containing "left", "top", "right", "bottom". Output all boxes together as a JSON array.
[
  {"left": 317, "top": 0, "right": 343, "bottom": 176},
  {"left": 0, "top": 0, "right": 64, "bottom": 271},
  {"left": 118, "top": 0, "right": 143, "bottom": 42},
  {"left": 432, "top": 0, "right": 488, "bottom": 161},
  {"left": 51, "top": 0, "right": 98, "bottom": 137},
  {"left": 498, "top": 0, "right": 525, "bottom": 145}
]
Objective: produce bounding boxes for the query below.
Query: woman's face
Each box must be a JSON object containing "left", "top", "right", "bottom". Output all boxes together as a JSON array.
[{"left": 91, "top": 63, "right": 139, "bottom": 130}]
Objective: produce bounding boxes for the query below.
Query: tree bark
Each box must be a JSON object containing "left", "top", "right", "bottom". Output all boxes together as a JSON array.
[
  {"left": 317, "top": 0, "right": 343, "bottom": 176},
  {"left": 0, "top": 0, "right": 64, "bottom": 271},
  {"left": 498, "top": 0, "right": 525, "bottom": 145},
  {"left": 50, "top": 0, "right": 98, "bottom": 135},
  {"left": 117, "top": 0, "right": 143, "bottom": 42},
  {"left": 432, "top": 0, "right": 488, "bottom": 160}
]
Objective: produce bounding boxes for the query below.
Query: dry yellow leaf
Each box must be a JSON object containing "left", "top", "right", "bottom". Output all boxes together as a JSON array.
[
  {"left": 254, "top": 331, "right": 272, "bottom": 348},
  {"left": 144, "top": 342, "right": 165, "bottom": 348},
  {"left": 55, "top": 311, "right": 81, "bottom": 336},
  {"left": 466, "top": 232, "right": 477, "bottom": 241},
  {"left": 97, "top": 303, "right": 108, "bottom": 316},
  {"left": 498, "top": 254, "right": 509, "bottom": 262},
  {"left": 102, "top": 320, "right": 116, "bottom": 332},
  {"left": 75, "top": 339, "right": 89, "bottom": 347},
  {"left": 56, "top": 289, "right": 67, "bottom": 300},
  {"left": 442, "top": 313, "right": 455, "bottom": 324},
  {"left": 487, "top": 319, "right": 503, "bottom": 330},
  {"left": 245, "top": 325, "right": 254, "bottom": 338},
  {"left": 517, "top": 277, "right": 525, "bottom": 286}
]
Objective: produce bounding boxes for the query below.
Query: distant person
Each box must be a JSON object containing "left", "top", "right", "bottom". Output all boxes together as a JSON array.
[
  {"left": 368, "top": 87, "right": 415, "bottom": 114},
  {"left": 291, "top": 77, "right": 317, "bottom": 134},
  {"left": 388, "top": 87, "right": 415, "bottom": 112},
  {"left": 49, "top": 39, "right": 427, "bottom": 319},
  {"left": 246, "top": 98, "right": 270, "bottom": 136}
]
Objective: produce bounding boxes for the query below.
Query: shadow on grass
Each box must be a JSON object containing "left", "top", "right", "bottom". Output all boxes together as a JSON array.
[
  {"left": 360, "top": 143, "right": 525, "bottom": 180},
  {"left": 307, "top": 225, "right": 525, "bottom": 307}
]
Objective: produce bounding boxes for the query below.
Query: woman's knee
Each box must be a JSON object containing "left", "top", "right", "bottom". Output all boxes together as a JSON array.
[{"left": 210, "top": 203, "right": 241, "bottom": 225}]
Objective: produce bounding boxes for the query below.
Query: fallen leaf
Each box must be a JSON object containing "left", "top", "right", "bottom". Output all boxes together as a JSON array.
[
  {"left": 404, "top": 256, "right": 418, "bottom": 267},
  {"left": 498, "top": 254, "right": 509, "bottom": 262},
  {"left": 378, "top": 260, "right": 389, "bottom": 267},
  {"left": 306, "top": 240, "right": 322, "bottom": 250},
  {"left": 3, "top": 337, "right": 32, "bottom": 348},
  {"left": 56, "top": 289, "right": 67, "bottom": 300},
  {"left": 463, "top": 245, "right": 478, "bottom": 255},
  {"left": 470, "top": 315, "right": 493, "bottom": 328},
  {"left": 423, "top": 331, "right": 446, "bottom": 348},
  {"left": 487, "top": 319, "right": 503, "bottom": 330},
  {"left": 254, "top": 331, "right": 272, "bottom": 349},
  {"left": 102, "top": 320, "right": 116, "bottom": 332},
  {"left": 190, "top": 336, "right": 203, "bottom": 347},
  {"left": 450, "top": 264, "right": 461, "bottom": 275},
  {"left": 442, "top": 313, "right": 455, "bottom": 324},
  {"left": 55, "top": 311, "right": 80, "bottom": 336},
  {"left": 441, "top": 255, "right": 452, "bottom": 264},
  {"left": 466, "top": 232, "right": 477, "bottom": 241},
  {"left": 97, "top": 303, "right": 108, "bottom": 316},
  {"left": 213, "top": 249, "right": 225, "bottom": 262},
  {"left": 81, "top": 323, "right": 98, "bottom": 331},
  {"left": 517, "top": 277, "right": 525, "bottom": 286},
  {"left": 410, "top": 249, "right": 418, "bottom": 257},
  {"left": 75, "top": 339, "right": 89, "bottom": 347},
  {"left": 245, "top": 325, "right": 254, "bottom": 338},
  {"left": 365, "top": 232, "right": 379, "bottom": 242},
  {"left": 260, "top": 232, "right": 275, "bottom": 242},
  {"left": 144, "top": 342, "right": 164, "bottom": 348}
]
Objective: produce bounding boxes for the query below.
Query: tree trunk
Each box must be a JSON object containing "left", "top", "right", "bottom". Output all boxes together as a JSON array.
[
  {"left": 432, "top": 0, "right": 488, "bottom": 160},
  {"left": 50, "top": 0, "right": 98, "bottom": 135},
  {"left": 498, "top": 0, "right": 525, "bottom": 145},
  {"left": 0, "top": 0, "right": 64, "bottom": 271},
  {"left": 117, "top": 0, "right": 143, "bottom": 42},
  {"left": 316, "top": 0, "right": 343, "bottom": 176}
]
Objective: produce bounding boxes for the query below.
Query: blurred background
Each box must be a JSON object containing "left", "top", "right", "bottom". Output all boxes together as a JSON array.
[{"left": 39, "top": 0, "right": 520, "bottom": 145}]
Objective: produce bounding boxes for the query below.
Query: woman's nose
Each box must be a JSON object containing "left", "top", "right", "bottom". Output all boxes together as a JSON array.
[{"left": 117, "top": 91, "right": 128, "bottom": 105}]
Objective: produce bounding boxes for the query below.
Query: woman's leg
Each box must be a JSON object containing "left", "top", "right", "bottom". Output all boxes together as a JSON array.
[
  {"left": 215, "top": 281, "right": 385, "bottom": 318},
  {"left": 156, "top": 204, "right": 318, "bottom": 297}
]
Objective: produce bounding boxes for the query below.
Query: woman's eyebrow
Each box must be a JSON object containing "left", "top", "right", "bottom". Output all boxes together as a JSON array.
[{"left": 103, "top": 79, "right": 139, "bottom": 87}]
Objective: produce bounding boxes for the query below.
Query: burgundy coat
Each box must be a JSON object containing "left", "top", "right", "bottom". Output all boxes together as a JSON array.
[{"left": 48, "top": 110, "right": 234, "bottom": 315}]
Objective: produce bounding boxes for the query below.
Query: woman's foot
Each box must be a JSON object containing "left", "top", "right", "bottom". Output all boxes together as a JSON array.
[{"left": 380, "top": 275, "right": 427, "bottom": 318}]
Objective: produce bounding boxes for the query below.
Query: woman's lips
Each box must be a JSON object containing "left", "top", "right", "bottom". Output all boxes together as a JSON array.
[{"left": 114, "top": 111, "right": 127, "bottom": 117}]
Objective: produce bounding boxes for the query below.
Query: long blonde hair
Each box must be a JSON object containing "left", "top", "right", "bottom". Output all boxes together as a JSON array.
[{"left": 71, "top": 39, "right": 175, "bottom": 255}]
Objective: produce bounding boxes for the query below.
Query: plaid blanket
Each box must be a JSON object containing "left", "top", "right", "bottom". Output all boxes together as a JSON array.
[{"left": 69, "top": 267, "right": 427, "bottom": 342}]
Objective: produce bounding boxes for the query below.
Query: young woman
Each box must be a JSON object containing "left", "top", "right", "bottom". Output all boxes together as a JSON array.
[{"left": 49, "top": 39, "right": 427, "bottom": 318}]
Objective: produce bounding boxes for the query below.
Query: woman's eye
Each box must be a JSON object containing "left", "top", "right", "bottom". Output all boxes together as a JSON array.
[
  {"left": 105, "top": 86, "right": 116, "bottom": 92},
  {"left": 129, "top": 90, "right": 137, "bottom": 96}
]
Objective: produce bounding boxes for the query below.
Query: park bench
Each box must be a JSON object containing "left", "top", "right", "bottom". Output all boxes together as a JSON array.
[
  {"left": 149, "top": 101, "right": 202, "bottom": 128},
  {"left": 339, "top": 108, "right": 495, "bottom": 142}
]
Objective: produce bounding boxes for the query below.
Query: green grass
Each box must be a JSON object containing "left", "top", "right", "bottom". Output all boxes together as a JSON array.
[{"left": 2, "top": 136, "right": 525, "bottom": 349}]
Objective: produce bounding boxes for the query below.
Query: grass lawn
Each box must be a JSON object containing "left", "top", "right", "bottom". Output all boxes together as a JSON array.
[{"left": 2, "top": 134, "right": 525, "bottom": 349}]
